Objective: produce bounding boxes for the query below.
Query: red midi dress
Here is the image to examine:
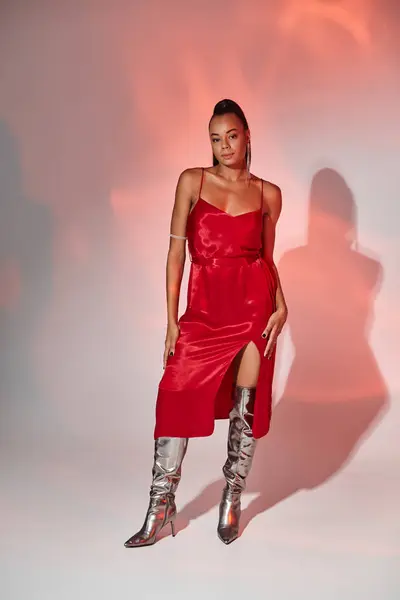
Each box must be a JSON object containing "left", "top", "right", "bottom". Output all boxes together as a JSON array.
[{"left": 154, "top": 168, "right": 278, "bottom": 439}]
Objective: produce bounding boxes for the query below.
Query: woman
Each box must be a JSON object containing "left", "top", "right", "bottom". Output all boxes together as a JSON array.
[{"left": 124, "top": 99, "right": 288, "bottom": 547}]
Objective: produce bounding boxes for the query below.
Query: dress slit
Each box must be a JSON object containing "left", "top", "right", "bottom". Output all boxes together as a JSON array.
[{"left": 213, "top": 338, "right": 264, "bottom": 422}]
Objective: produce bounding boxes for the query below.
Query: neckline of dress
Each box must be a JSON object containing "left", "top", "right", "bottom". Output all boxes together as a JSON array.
[{"left": 191, "top": 196, "right": 262, "bottom": 219}]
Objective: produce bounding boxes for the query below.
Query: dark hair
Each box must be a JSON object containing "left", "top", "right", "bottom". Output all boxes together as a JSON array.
[{"left": 209, "top": 99, "right": 251, "bottom": 168}]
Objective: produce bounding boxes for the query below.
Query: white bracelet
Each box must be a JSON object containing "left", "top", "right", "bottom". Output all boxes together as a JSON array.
[{"left": 170, "top": 233, "right": 187, "bottom": 240}]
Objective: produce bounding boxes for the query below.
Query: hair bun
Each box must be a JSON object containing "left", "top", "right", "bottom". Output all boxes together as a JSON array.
[{"left": 213, "top": 98, "right": 236, "bottom": 114}]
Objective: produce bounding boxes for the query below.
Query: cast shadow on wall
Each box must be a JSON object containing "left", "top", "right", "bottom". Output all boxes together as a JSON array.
[
  {"left": 174, "top": 167, "right": 389, "bottom": 538},
  {"left": 0, "top": 120, "right": 53, "bottom": 437}
]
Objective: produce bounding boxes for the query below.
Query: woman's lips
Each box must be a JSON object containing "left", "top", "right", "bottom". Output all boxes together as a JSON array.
[{"left": 222, "top": 154, "right": 234, "bottom": 158}]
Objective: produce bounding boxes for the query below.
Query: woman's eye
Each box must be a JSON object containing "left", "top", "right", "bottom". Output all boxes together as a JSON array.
[{"left": 211, "top": 135, "right": 236, "bottom": 142}]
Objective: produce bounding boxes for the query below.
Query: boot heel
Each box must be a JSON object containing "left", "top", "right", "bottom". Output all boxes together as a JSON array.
[{"left": 170, "top": 518, "right": 176, "bottom": 537}]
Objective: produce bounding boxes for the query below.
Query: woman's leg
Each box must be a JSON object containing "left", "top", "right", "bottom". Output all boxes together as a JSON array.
[
  {"left": 234, "top": 341, "right": 261, "bottom": 387},
  {"left": 124, "top": 437, "right": 189, "bottom": 548},
  {"left": 218, "top": 342, "right": 260, "bottom": 544}
]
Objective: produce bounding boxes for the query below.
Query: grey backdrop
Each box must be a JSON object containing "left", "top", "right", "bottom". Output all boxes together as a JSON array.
[{"left": 1, "top": 2, "right": 399, "bottom": 599}]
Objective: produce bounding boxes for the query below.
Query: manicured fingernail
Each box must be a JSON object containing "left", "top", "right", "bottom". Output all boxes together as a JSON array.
[
  {"left": 262, "top": 333, "right": 266, "bottom": 338},
  {"left": 169, "top": 351, "right": 173, "bottom": 356}
]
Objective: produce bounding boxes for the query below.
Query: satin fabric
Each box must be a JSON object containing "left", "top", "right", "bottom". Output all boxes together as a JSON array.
[{"left": 154, "top": 190, "right": 278, "bottom": 439}]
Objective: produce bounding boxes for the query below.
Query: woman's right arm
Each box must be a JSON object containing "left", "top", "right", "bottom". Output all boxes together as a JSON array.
[{"left": 163, "top": 168, "right": 194, "bottom": 369}]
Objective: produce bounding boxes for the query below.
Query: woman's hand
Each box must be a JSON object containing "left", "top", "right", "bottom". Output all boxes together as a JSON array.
[
  {"left": 163, "top": 322, "right": 181, "bottom": 369},
  {"left": 261, "top": 306, "right": 288, "bottom": 359}
]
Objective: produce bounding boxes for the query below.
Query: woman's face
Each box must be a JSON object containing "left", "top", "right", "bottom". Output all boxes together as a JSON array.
[{"left": 209, "top": 113, "right": 249, "bottom": 167}]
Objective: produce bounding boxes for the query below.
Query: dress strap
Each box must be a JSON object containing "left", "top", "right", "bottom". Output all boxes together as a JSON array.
[
  {"left": 198, "top": 167, "right": 205, "bottom": 200},
  {"left": 260, "top": 178, "right": 264, "bottom": 215}
]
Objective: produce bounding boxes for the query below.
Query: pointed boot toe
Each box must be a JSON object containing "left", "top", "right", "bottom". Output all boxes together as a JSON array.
[
  {"left": 217, "top": 525, "right": 238, "bottom": 545},
  {"left": 124, "top": 532, "right": 155, "bottom": 548}
]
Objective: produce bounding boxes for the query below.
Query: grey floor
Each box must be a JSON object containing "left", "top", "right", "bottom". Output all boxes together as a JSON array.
[{"left": 2, "top": 405, "right": 399, "bottom": 600}]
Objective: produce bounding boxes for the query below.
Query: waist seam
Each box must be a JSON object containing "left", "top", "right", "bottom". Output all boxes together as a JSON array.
[{"left": 190, "top": 253, "right": 261, "bottom": 265}]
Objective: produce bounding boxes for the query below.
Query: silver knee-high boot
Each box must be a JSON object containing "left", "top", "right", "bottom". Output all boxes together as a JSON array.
[
  {"left": 217, "top": 385, "right": 257, "bottom": 545},
  {"left": 124, "top": 436, "right": 188, "bottom": 548}
]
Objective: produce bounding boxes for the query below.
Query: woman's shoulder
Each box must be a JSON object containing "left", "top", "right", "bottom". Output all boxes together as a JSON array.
[
  {"left": 253, "top": 175, "right": 282, "bottom": 218},
  {"left": 252, "top": 173, "right": 281, "bottom": 195},
  {"left": 177, "top": 166, "right": 214, "bottom": 195},
  {"left": 174, "top": 167, "right": 208, "bottom": 201},
  {"left": 177, "top": 166, "right": 206, "bottom": 185},
  {"left": 257, "top": 176, "right": 282, "bottom": 202}
]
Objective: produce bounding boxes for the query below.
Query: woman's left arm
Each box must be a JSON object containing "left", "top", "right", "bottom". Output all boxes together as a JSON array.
[{"left": 261, "top": 181, "right": 288, "bottom": 358}]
